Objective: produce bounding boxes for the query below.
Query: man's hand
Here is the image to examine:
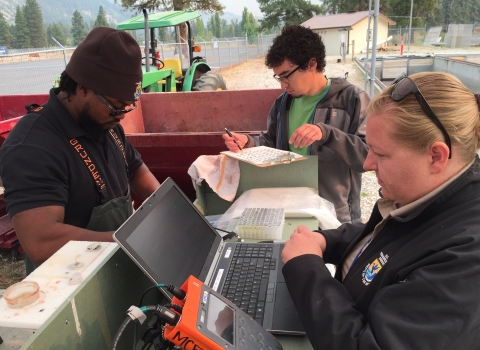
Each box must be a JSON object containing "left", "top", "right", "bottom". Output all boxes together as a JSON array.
[
  {"left": 282, "top": 225, "right": 326, "bottom": 264},
  {"left": 222, "top": 132, "right": 248, "bottom": 152},
  {"left": 289, "top": 124, "right": 323, "bottom": 148}
]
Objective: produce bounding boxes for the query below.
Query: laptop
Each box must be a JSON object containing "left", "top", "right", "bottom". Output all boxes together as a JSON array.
[{"left": 113, "top": 177, "right": 305, "bottom": 335}]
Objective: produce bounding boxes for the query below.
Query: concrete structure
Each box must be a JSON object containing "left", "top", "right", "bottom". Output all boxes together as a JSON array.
[
  {"left": 302, "top": 11, "right": 395, "bottom": 56},
  {"left": 424, "top": 26, "right": 443, "bottom": 46}
]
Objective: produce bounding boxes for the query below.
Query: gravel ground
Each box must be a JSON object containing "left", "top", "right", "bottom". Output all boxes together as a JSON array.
[
  {"left": 0, "top": 189, "right": 26, "bottom": 289},
  {"left": 221, "top": 55, "right": 380, "bottom": 223},
  {"left": 0, "top": 253, "right": 24, "bottom": 289},
  {"left": 221, "top": 55, "right": 366, "bottom": 90}
]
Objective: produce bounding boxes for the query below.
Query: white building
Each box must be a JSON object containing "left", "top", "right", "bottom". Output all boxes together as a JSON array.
[{"left": 302, "top": 11, "right": 396, "bottom": 55}]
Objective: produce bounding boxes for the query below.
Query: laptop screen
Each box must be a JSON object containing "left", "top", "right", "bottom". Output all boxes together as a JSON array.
[{"left": 114, "top": 178, "right": 222, "bottom": 288}]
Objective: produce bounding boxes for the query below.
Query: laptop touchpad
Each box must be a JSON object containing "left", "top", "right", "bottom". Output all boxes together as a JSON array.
[{"left": 272, "top": 282, "right": 305, "bottom": 333}]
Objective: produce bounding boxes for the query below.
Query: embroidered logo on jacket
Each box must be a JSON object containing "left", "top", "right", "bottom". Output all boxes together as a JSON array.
[
  {"left": 362, "top": 252, "right": 389, "bottom": 285},
  {"left": 134, "top": 82, "right": 142, "bottom": 101}
]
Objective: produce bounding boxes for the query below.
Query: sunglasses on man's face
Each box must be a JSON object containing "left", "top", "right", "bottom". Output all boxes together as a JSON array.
[
  {"left": 96, "top": 93, "right": 137, "bottom": 117},
  {"left": 390, "top": 73, "right": 451, "bottom": 159}
]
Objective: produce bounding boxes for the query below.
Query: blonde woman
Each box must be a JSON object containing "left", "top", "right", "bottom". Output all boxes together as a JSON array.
[{"left": 281, "top": 72, "right": 480, "bottom": 349}]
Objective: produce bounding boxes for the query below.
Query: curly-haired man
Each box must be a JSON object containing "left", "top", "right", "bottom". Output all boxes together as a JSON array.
[{"left": 223, "top": 25, "right": 370, "bottom": 224}]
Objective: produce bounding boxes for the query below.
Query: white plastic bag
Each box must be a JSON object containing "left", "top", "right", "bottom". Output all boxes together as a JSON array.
[{"left": 218, "top": 187, "right": 341, "bottom": 230}]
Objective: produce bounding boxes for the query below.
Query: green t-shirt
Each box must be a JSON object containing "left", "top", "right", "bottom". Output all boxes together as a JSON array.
[{"left": 288, "top": 79, "right": 331, "bottom": 155}]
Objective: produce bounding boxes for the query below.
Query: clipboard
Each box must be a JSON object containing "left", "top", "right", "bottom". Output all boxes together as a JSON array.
[{"left": 221, "top": 146, "right": 308, "bottom": 168}]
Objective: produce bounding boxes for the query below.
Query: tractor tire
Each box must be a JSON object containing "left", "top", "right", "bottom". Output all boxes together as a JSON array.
[{"left": 192, "top": 71, "right": 227, "bottom": 91}]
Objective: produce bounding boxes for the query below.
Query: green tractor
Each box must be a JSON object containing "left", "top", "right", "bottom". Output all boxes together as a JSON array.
[{"left": 116, "top": 10, "right": 227, "bottom": 92}]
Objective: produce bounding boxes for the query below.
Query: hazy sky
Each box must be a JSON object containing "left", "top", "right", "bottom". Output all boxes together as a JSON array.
[
  {"left": 219, "top": 0, "right": 262, "bottom": 17},
  {"left": 219, "top": 0, "right": 324, "bottom": 18}
]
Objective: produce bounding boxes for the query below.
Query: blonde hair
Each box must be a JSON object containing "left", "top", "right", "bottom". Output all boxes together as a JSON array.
[{"left": 367, "top": 72, "right": 480, "bottom": 163}]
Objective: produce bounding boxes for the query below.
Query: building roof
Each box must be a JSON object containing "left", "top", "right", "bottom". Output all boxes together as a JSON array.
[{"left": 302, "top": 11, "right": 396, "bottom": 30}]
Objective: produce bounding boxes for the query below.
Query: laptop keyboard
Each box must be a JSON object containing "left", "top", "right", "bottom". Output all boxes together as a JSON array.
[{"left": 220, "top": 244, "right": 277, "bottom": 324}]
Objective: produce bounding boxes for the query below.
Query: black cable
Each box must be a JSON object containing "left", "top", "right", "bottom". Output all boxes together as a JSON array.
[
  {"left": 169, "top": 304, "right": 183, "bottom": 313},
  {"left": 113, "top": 305, "right": 159, "bottom": 350},
  {"left": 133, "top": 284, "right": 186, "bottom": 350},
  {"left": 111, "top": 316, "right": 133, "bottom": 350},
  {"left": 212, "top": 226, "right": 239, "bottom": 241},
  {"left": 141, "top": 340, "right": 153, "bottom": 350},
  {"left": 134, "top": 285, "right": 162, "bottom": 350},
  {"left": 138, "top": 304, "right": 181, "bottom": 350},
  {"left": 140, "top": 285, "right": 162, "bottom": 308}
]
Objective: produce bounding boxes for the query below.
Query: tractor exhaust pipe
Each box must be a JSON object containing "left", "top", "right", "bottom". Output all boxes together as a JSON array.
[{"left": 143, "top": 9, "right": 150, "bottom": 72}]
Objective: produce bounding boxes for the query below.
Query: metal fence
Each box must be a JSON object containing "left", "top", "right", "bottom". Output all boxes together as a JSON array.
[
  {"left": 0, "top": 48, "right": 76, "bottom": 95},
  {"left": 6, "top": 47, "right": 59, "bottom": 54},
  {"left": 359, "top": 53, "right": 480, "bottom": 93},
  {"left": 0, "top": 34, "right": 276, "bottom": 95},
  {"left": 387, "top": 27, "right": 427, "bottom": 46}
]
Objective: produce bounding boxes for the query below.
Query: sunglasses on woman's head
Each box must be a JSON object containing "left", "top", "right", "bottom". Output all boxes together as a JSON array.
[{"left": 390, "top": 73, "right": 451, "bottom": 159}]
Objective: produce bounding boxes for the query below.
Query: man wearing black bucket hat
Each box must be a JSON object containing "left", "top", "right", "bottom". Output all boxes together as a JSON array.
[{"left": 0, "top": 27, "right": 160, "bottom": 272}]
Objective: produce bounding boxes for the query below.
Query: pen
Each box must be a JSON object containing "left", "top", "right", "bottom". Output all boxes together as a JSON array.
[{"left": 224, "top": 127, "right": 243, "bottom": 150}]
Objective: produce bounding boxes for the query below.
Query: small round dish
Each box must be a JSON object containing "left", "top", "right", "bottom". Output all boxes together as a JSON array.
[{"left": 4, "top": 280, "right": 40, "bottom": 309}]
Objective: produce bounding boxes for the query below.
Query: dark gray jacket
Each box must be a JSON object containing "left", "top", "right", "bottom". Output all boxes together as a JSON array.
[
  {"left": 248, "top": 78, "right": 370, "bottom": 223},
  {"left": 283, "top": 160, "right": 480, "bottom": 349}
]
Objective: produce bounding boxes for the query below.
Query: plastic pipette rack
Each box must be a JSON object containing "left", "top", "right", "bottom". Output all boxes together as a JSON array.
[{"left": 236, "top": 208, "right": 285, "bottom": 240}]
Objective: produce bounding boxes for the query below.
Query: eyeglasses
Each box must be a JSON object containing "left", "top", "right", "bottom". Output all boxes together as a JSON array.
[
  {"left": 96, "top": 94, "right": 137, "bottom": 117},
  {"left": 273, "top": 65, "right": 303, "bottom": 83},
  {"left": 390, "top": 73, "right": 451, "bottom": 159}
]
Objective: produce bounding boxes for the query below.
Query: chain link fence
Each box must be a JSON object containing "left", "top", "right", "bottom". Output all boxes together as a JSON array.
[
  {"left": 0, "top": 34, "right": 276, "bottom": 95},
  {"left": 0, "top": 48, "right": 74, "bottom": 95},
  {"left": 388, "top": 27, "right": 427, "bottom": 46}
]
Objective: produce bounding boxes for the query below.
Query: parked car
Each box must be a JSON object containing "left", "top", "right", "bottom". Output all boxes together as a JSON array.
[{"left": 0, "top": 46, "right": 8, "bottom": 55}]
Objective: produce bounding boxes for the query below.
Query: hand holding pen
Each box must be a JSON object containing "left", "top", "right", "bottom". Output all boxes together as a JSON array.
[{"left": 223, "top": 128, "right": 244, "bottom": 152}]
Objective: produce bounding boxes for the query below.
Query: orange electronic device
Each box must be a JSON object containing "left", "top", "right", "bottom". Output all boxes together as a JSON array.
[{"left": 164, "top": 275, "right": 282, "bottom": 350}]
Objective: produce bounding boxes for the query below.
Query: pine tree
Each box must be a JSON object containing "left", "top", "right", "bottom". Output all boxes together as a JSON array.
[
  {"left": 240, "top": 7, "right": 249, "bottom": 35},
  {"left": 58, "top": 22, "right": 72, "bottom": 46},
  {"left": 71, "top": 10, "right": 87, "bottom": 45},
  {"left": 258, "top": 0, "right": 326, "bottom": 31},
  {"left": 221, "top": 19, "right": 227, "bottom": 35},
  {"left": 14, "top": 5, "right": 30, "bottom": 49},
  {"left": 231, "top": 19, "right": 240, "bottom": 37},
  {"left": 157, "top": 27, "right": 167, "bottom": 42},
  {"left": 246, "top": 13, "right": 257, "bottom": 43},
  {"left": 196, "top": 17, "right": 205, "bottom": 39},
  {"left": 9, "top": 25, "right": 15, "bottom": 44},
  {"left": 24, "top": 0, "right": 47, "bottom": 48},
  {"left": 94, "top": 6, "right": 109, "bottom": 28},
  {"left": 0, "top": 12, "right": 13, "bottom": 48},
  {"left": 46, "top": 23, "right": 66, "bottom": 47},
  {"left": 240, "top": 7, "right": 258, "bottom": 40},
  {"left": 214, "top": 12, "right": 222, "bottom": 37},
  {"left": 207, "top": 16, "right": 214, "bottom": 35}
]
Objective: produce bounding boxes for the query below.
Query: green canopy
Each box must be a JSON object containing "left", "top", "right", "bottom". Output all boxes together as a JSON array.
[{"left": 116, "top": 10, "right": 201, "bottom": 30}]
